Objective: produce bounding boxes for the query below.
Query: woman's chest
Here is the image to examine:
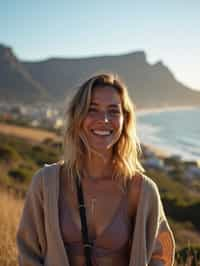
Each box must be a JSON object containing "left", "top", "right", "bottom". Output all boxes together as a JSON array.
[{"left": 59, "top": 177, "right": 132, "bottom": 243}]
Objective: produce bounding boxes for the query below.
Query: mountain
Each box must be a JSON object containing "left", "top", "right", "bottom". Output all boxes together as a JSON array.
[
  {"left": 0, "top": 44, "right": 50, "bottom": 103},
  {"left": 0, "top": 43, "right": 200, "bottom": 108},
  {"left": 23, "top": 51, "right": 200, "bottom": 108}
]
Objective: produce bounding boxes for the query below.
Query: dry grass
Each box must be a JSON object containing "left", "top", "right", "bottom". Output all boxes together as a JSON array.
[
  {"left": 0, "top": 122, "right": 60, "bottom": 143},
  {"left": 0, "top": 189, "right": 23, "bottom": 266}
]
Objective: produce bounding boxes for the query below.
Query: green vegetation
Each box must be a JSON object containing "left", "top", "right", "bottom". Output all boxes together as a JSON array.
[
  {"left": 146, "top": 168, "right": 200, "bottom": 204},
  {"left": 0, "top": 143, "right": 20, "bottom": 162},
  {"left": 0, "top": 133, "right": 62, "bottom": 194},
  {"left": 8, "top": 164, "right": 33, "bottom": 183},
  {"left": 146, "top": 169, "right": 200, "bottom": 233},
  {"left": 176, "top": 245, "right": 200, "bottom": 266}
]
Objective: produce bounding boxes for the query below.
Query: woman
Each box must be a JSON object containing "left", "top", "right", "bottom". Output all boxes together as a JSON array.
[{"left": 17, "top": 73, "right": 175, "bottom": 266}]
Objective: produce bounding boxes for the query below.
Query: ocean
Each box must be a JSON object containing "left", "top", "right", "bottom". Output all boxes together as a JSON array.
[{"left": 136, "top": 107, "right": 200, "bottom": 161}]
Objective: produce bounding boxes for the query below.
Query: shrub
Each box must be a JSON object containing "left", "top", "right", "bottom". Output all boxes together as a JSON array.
[
  {"left": 8, "top": 167, "right": 32, "bottom": 183},
  {"left": 176, "top": 245, "right": 200, "bottom": 266},
  {"left": 0, "top": 144, "right": 20, "bottom": 162},
  {"left": 30, "top": 145, "right": 60, "bottom": 166}
]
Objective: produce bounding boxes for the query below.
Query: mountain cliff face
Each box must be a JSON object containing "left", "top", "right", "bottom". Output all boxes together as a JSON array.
[
  {"left": 0, "top": 44, "right": 49, "bottom": 103},
  {"left": 0, "top": 43, "right": 200, "bottom": 108}
]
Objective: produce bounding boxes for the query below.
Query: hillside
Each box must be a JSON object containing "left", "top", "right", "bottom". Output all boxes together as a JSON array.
[
  {"left": 24, "top": 52, "right": 200, "bottom": 108},
  {"left": 0, "top": 44, "right": 50, "bottom": 103},
  {"left": 0, "top": 122, "right": 60, "bottom": 143},
  {"left": 0, "top": 43, "right": 200, "bottom": 108}
]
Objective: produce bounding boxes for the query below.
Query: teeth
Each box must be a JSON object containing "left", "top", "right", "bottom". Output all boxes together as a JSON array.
[{"left": 93, "top": 130, "right": 112, "bottom": 136}]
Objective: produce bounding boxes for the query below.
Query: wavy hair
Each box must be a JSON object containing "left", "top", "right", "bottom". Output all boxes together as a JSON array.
[{"left": 62, "top": 73, "right": 144, "bottom": 185}]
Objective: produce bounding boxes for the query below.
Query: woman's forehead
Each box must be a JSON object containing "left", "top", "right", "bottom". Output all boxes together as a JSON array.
[{"left": 90, "top": 85, "right": 122, "bottom": 105}]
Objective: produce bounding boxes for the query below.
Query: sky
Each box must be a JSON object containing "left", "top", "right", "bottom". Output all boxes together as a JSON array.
[{"left": 1, "top": 0, "right": 200, "bottom": 90}]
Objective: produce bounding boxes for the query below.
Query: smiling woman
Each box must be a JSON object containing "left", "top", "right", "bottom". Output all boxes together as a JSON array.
[
  {"left": 81, "top": 85, "right": 124, "bottom": 159},
  {"left": 63, "top": 73, "right": 144, "bottom": 182},
  {"left": 16, "top": 73, "right": 175, "bottom": 266}
]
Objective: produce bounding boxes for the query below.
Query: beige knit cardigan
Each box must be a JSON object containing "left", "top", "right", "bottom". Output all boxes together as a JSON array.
[{"left": 16, "top": 162, "right": 175, "bottom": 266}]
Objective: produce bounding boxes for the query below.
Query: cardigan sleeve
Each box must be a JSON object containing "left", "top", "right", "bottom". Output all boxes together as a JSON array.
[
  {"left": 148, "top": 183, "right": 175, "bottom": 266},
  {"left": 16, "top": 168, "right": 47, "bottom": 266}
]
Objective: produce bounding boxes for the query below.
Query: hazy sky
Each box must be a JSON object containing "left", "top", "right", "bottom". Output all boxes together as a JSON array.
[{"left": 1, "top": 0, "right": 200, "bottom": 90}]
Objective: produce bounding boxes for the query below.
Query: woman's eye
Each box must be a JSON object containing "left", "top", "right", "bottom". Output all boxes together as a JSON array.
[
  {"left": 109, "top": 109, "right": 121, "bottom": 115},
  {"left": 87, "top": 107, "right": 121, "bottom": 116}
]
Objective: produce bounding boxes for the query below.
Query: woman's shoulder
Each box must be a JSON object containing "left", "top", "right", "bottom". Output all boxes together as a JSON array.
[
  {"left": 128, "top": 173, "right": 161, "bottom": 205},
  {"left": 128, "top": 173, "right": 163, "bottom": 221},
  {"left": 141, "top": 174, "right": 159, "bottom": 193},
  {"left": 43, "top": 160, "right": 64, "bottom": 172},
  {"left": 129, "top": 173, "right": 159, "bottom": 193},
  {"left": 140, "top": 174, "right": 163, "bottom": 212},
  {"left": 29, "top": 161, "right": 63, "bottom": 192}
]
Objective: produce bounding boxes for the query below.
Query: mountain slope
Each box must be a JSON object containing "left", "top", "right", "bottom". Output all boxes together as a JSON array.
[
  {"left": 24, "top": 51, "right": 200, "bottom": 108},
  {"left": 0, "top": 44, "right": 50, "bottom": 103},
  {"left": 0, "top": 43, "right": 200, "bottom": 108}
]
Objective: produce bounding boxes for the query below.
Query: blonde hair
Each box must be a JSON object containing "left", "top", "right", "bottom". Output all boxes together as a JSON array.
[{"left": 62, "top": 73, "right": 144, "bottom": 185}]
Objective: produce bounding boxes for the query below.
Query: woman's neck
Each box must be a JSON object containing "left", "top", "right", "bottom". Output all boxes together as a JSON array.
[{"left": 83, "top": 151, "right": 114, "bottom": 180}]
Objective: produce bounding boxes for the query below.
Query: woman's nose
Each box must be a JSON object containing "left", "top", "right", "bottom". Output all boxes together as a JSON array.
[{"left": 98, "top": 111, "right": 109, "bottom": 123}]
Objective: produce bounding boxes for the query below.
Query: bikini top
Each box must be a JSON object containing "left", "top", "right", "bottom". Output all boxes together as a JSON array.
[{"left": 59, "top": 178, "right": 134, "bottom": 266}]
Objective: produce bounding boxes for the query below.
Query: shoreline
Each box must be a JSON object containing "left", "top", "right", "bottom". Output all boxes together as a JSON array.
[
  {"left": 142, "top": 142, "right": 200, "bottom": 166},
  {"left": 135, "top": 106, "right": 200, "bottom": 162},
  {"left": 136, "top": 105, "right": 199, "bottom": 116},
  {"left": 141, "top": 143, "right": 170, "bottom": 158}
]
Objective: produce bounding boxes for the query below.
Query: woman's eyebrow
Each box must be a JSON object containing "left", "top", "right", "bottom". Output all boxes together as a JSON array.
[
  {"left": 108, "top": 104, "right": 121, "bottom": 108},
  {"left": 90, "top": 102, "right": 121, "bottom": 108}
]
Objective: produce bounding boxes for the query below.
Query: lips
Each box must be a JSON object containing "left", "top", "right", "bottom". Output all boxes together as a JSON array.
[{"left": 91, "top": 129, "right": 113, "bottom": 136}]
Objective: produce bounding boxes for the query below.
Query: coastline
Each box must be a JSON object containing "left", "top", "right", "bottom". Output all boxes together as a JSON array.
[
  {"left": 141, "top": 141, "right": 200, "bottom": 163},
  {"left": 141, "top": 142, "right": 200, "bottom": 170},
  {"left": 141, "top": 143, "right": 170, "bottom": 158},
  {"left": 136, "top": 105, "right": 199, "bottom": 116},
  {"left": 136, "top": 106, "right": 200, "bottom": 162}
]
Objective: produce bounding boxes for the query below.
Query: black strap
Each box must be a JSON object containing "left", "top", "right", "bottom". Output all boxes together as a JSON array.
[{"left": 75, "top": 176, "right": 93, "bottom": 266}]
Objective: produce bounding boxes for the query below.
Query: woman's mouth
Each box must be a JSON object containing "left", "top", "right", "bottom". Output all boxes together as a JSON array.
[{"left": 91, "top": 129, "right": 113, "bottom": 136}]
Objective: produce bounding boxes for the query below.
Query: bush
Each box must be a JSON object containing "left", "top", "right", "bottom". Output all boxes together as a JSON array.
[
  {"left": 0, "top": 144, "right": 20, "bottom": 162},
  {"left": 176, "top": 245, "right": 200, "bottom": 266},
  {"left": 30, "top": 145, "right": 60, "bottom": 166},
  {"left": 8, "top": 167, "right": 32, "bottom": 183}
]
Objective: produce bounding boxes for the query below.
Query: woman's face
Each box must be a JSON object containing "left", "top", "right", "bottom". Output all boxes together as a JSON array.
[{"left": 81, "top": 85, "right": 124, "bottom": 155}]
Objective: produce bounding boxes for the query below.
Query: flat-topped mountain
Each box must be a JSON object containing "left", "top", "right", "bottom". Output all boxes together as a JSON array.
[{"left": 0, "top": 43, "right": 200, "bottom": 108}]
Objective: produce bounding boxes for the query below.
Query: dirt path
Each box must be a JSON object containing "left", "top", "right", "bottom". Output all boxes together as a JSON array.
[{"left": 0, "top": 123, "right": 61, "bottom": 143}]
